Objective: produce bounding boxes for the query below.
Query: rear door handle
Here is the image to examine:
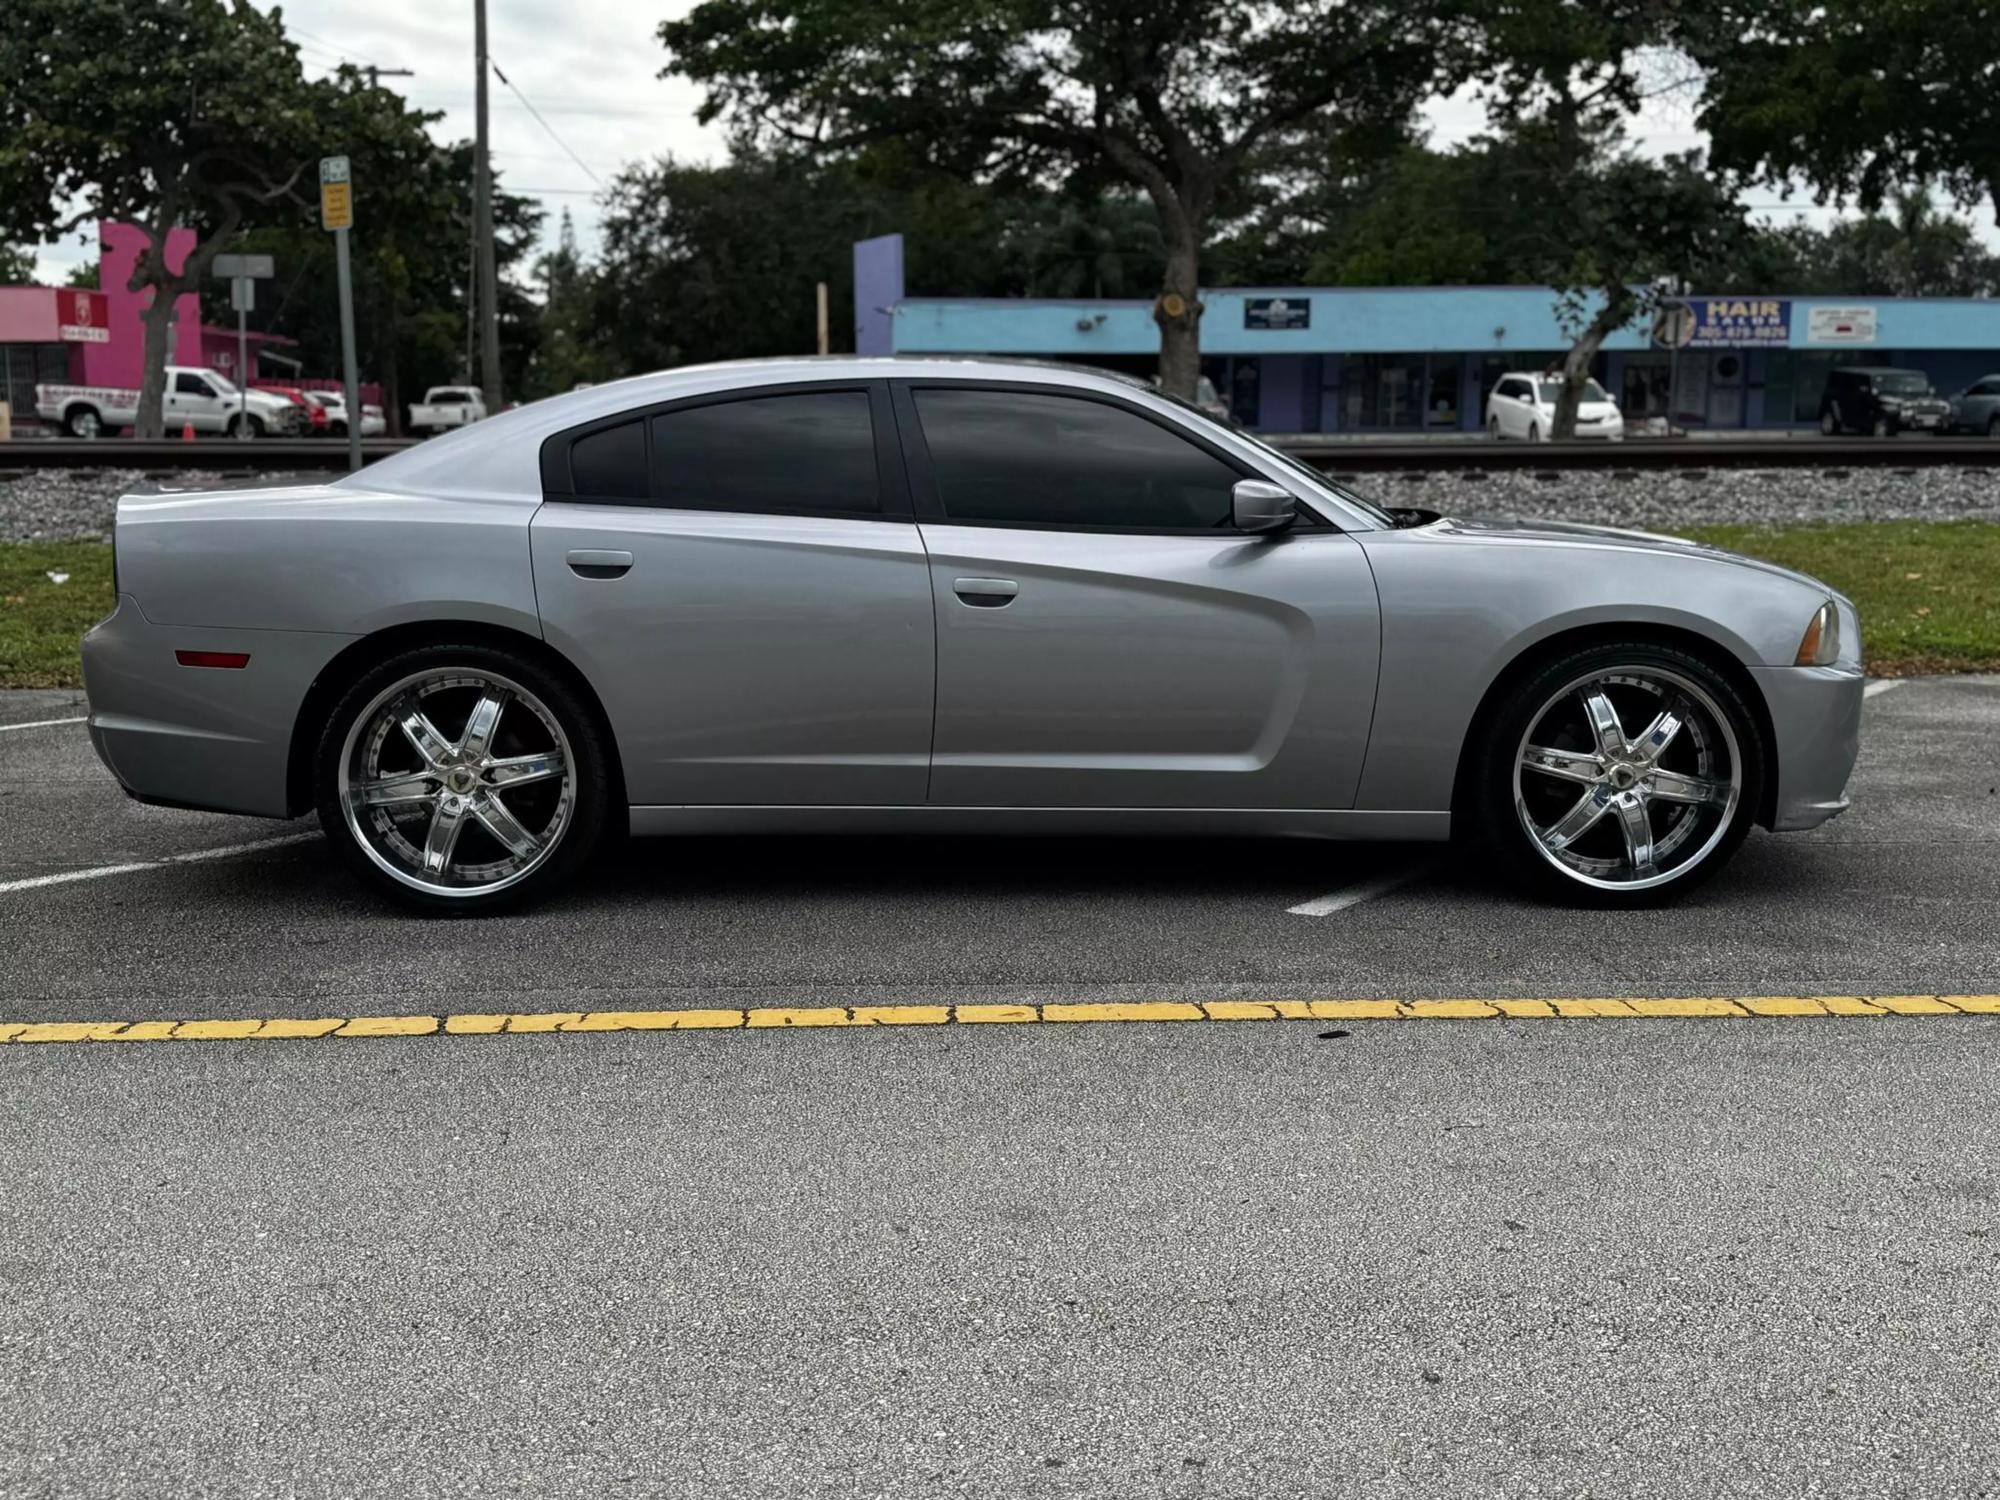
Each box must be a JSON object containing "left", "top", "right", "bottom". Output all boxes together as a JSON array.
[
  {"left": 953, "top": 577, "right": 1018, "bottom": 607},
  {"left": 567, "top": 548, "right": 633, "bottom": 580}
]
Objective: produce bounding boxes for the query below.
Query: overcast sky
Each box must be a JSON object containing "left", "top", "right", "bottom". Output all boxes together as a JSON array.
[{"left": 25, "top": 1, "right": 1991, "bottom": 285}]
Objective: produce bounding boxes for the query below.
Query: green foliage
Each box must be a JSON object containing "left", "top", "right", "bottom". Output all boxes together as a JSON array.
[
  {"left": 589, "top": 149, "right": 1167, "bottom": 372},
  {"left": 1689, "top": 0, "right": 2000, "bottom": 211},
  {"left": 0, "top": 245, "right": 35, "bottom": 284},
  {"left": 0, "top": 1, "right": 475, "bottom": 433},
  {"left": 656, "top": 0, "right": 1464, "bottom": 392}
]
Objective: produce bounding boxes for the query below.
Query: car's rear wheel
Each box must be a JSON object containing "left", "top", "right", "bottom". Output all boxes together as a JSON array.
[
  {"left": 315, "top": 644, "right": 609, "bottom": 913},
  {"left": 67, "top": 406, "right": 102, "bottom": 439},
  {"left": 1469, "top": 642, "right": 1764, "bottom": 907}
]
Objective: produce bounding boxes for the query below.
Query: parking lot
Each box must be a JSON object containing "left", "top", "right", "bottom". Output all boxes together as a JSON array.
[{"left": 5, "top": 678, "right": 1999, "bottom": 1497}]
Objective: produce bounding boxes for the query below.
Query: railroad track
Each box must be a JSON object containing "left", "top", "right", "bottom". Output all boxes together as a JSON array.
[{"left": 3, "top": 435, "right": 2000, "bottom": 474}]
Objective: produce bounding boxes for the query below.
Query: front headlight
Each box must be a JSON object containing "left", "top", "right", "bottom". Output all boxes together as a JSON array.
[{"left": 1795, "top": 601, "right": 1841, "bottom": 666}]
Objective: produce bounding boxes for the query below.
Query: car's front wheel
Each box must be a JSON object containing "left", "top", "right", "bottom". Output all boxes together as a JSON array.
[
  {"left": 1469, "top": 642, "right": 1764, "bottom": 906},
  {"left": 228, "top": 413, "right": 265, "bottom": 439},
  {"left": 315, "top": 644, "right": 610, "bottom": 912},
  {"left": 1820, "top": 406, "right": 1839, "bottom": 435}
]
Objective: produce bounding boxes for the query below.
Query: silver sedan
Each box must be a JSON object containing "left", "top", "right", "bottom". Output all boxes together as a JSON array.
[{"left": 81, "top": 358, "right": 1863, "bottom": 912}]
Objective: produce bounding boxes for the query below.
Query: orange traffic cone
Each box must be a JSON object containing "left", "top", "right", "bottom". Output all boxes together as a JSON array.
[{"left": 181, "top": 422, "right": 195, "bottom": 442}]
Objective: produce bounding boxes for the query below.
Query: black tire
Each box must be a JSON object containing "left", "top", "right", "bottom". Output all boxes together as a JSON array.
[
  {"left": 66, "top": 405, "right": 103, "bottom": 439},
  {"left": 313, "top": 642, "right": 610, "bottom": 914},
  {"left": 1872, "top": 415, "right": 1894, "bottom": 438},
  {"left": 1987, "top": 415, "right": 2000, "bottom": 438},
  {"left": 1820, "top": 406, "right": 1839, "bottom": 436},
  {"left": 1487, "top": 415, "right": 1503, "bottom": 440},
  {"left": 228, "top": 413, "right": 265, "bottom": 439},
  {"left": 1467, "top": 640, "right": 1766, "bottom": 908},
  {"left": 1527, "top": 422, "right": 1541, "bottom": 442}
]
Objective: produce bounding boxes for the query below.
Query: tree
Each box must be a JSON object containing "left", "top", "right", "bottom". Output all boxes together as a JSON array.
[
  {"left": 0, "top": 245, "right": 35, "bottom": 284},
  {"left": 1687, "top": 0, "right": 2000, "bottom": 219},
  {"left": 1460, "top": 2, "right": 1744, "bottom": 436},
  {"left": 0, "top": 0, "right": 346, "bottom": 436},
  {"left": 205, "top": 135, "right": 545, "bottom": 431},
  {"left": 656, "top": 0, "right": 1462, "bottom": 397}
]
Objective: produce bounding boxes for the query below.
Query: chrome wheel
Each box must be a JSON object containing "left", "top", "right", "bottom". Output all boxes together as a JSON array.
[
  {"left": 336, "top": 668, "right": 575, "bottom": 900},
  {"left": 1512, "top": 665, "right": 1742, "bottom": 892},
  {"left": 70, "top": 408, "right": 102, "bottom": 439}
]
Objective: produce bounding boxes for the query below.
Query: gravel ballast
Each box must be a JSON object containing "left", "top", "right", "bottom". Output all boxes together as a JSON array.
[{"left": 5, "top": 462, "right": 2000, "bottom": 542}]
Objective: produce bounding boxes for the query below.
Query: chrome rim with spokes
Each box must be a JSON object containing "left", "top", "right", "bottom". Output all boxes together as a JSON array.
[
  {"left": 1512, "top": 665, "right": 1742, "bottom": 892},
  {"left": 337, "top": 668, "right": 575, "bottom": 899}
]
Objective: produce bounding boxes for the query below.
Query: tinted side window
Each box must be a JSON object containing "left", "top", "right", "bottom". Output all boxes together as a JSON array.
[
  {"left": 570, "top": 419, "right": 647, "bottom": 499},
  {"left": 912, "top": 388, "right": 1240, "bottom": 530},
  {"left": 1969, "top": 382, "right": 1994, "bottom": 396},
  {"left": 175, "top": 373, "right": 211, "bottom": 396},
  {"left": 650, "top": 391, "right": 879, "bottom": 515}
]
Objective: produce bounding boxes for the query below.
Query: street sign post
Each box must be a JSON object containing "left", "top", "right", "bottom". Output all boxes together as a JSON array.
[
  {"left": 322, "top": 156, "right": 362, "bottom": 471},
  {"left": 212, "top": 253, "right": 275, "bottom": 438}
]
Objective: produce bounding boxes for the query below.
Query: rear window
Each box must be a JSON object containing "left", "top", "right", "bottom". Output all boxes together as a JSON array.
[
  {"left": 570, "top": 420, "right": 647, "bottom": 500},
  {"left": 649, "top": 391, "right": 880, "bottom": 515}
]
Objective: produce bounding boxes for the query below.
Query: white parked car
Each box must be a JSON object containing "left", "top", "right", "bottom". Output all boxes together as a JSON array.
[
  {"left": 409, "top": 386, "right": 488, "bottom": 435},
  {"left": 1486, "top": 373, "right": 1625, "bottom": 441},
  {"left": 36, "top": 366, "right": 301, "bottom": 439},
  {"left": 303, "top": 391, "right": 387, "bottom": 437}
]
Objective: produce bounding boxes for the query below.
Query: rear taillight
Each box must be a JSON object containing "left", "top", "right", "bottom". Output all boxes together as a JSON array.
[{"left": 174, "top": 650, "right": 251, "bottom": 669}]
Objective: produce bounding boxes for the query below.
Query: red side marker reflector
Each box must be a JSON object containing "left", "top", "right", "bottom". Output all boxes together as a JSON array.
[{"left": 174, "top": 650, "right": 251, "bottom": 669}]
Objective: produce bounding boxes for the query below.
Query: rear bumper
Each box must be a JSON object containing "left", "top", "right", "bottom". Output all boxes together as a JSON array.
[
  {"left": 81, "top": 595, "right": 356, "bottom": 819},
  {"left": 1751, "top": 662, "right": 1865, "bottom": 831}
]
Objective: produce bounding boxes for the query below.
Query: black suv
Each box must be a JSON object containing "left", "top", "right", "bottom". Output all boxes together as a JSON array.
[{"left": 1819, "top": 366, "right": 1952, "bottom": 436}]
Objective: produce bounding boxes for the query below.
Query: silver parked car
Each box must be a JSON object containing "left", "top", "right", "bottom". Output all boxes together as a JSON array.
[
  {"left": 81, "top": 358, "right": 1863, "bottom": 912},
  {"left": 1947, "top": 374, "right": 2000, "bottom": 436}
]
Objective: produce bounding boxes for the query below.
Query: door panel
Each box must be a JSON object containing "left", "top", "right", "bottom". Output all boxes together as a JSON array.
[
  {"left": 919, "top": 524, "right": 1380, "bottom": 808},
  {"left": 531, "top": 506, "right": 935, "bottom": 805}
]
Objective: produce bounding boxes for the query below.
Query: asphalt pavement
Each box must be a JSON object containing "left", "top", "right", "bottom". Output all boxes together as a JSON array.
[{"left": 3, "top": 678, "right": 1998, "bottom": 1497}]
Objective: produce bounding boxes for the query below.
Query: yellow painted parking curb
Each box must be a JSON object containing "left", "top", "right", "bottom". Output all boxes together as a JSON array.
[{"left": 0, "top": 995, "right": 1996, "bottom": 1048}]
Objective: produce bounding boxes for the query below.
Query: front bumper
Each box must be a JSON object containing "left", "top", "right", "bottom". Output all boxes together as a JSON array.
[
  {"left": 81, "top": 595, "right": 356, "bottom": 819},
  {"left": 1750, "top": 662, "right": 1864, "bottom": 831}
]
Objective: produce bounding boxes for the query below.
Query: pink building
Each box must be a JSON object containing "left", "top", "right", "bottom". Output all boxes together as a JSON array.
[{"left": 1, "top": 223, "right": 377, "bottom": 427}]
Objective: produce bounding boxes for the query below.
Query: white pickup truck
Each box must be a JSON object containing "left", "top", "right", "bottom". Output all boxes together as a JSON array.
[
  {"left": 36, "top": 366, "right": 301, "bottom": 439},
  {"left": 408, "top": 386, "right": 488, "bottom": 435}
]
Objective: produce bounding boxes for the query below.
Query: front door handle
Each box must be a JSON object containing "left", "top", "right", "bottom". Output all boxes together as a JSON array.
[
  {"left": 567, "top": 548, "right": 634, "bottom": 580},
  {"left": 953, "top": 577, "right": 1018, "bottom": 608}
]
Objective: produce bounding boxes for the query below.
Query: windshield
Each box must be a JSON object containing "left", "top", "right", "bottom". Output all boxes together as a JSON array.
[
  {"left": 206, "top": 371, "right": 239, "bottom": 396},
  {"left": 1536, "top": 378, "right": 1610, "bottom": 403},
  {"left": 1875, "top": 372, "right": 1932, "bottom": 396}
]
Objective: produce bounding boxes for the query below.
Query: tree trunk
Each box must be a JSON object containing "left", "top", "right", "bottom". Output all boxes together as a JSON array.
[
  {"left": 133, "top": 287, "right": 179, "bottom": 440},
  {"left": 1153, "top": 212, "right": 1204, "bottom": 401},
  {"left": 1552, "top": 304, "right": 1626, "bottom": 440}
]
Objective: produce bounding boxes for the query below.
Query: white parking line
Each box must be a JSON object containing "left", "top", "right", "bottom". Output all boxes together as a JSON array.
[
  {"left": 0, "top": 716, "right": 87, "bottom": 734},
  {"left": 1288, "top": 868, "right": 1427, "bottom": 917},
  {"left": 0, "top": 832, "right": 319, "bottom": 896},
  {"left": 1864, "top": 680, "right": 1901, "bottom": 699}
]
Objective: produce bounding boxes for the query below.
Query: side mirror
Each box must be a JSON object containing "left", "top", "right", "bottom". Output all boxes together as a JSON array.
[{"left": 1232, "top": 479, "right": 1297, "bottom": 534}]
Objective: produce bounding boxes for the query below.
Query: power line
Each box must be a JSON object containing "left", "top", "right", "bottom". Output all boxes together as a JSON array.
[{"left": 488, "top": 60, "right": 603, "bottom": 186}]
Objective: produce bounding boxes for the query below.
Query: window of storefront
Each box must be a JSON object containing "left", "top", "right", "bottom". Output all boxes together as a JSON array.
[
  {"left": 1341, "top": 354, "right": 1425, "bottom": 430},
  {"left": 1, "top": 344, "right": 69, "bottom": 422},
  {"left": 1620, "top": 354, "right": 1672, "bottom": 421},
  {"left": 1425, "top": 356, "right": 1463, "bottom": 428},
  {"left": 1769, "top": 351, "right": 1871, "bottom": 424}
]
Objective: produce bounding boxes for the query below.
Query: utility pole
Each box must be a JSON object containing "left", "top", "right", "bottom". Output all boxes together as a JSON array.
[
  {"left": 473, "top": 0, "right": 503, "bottom": 406},
  {"left": 816, "top": 282, "right": 829, "bottom": 356}
]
